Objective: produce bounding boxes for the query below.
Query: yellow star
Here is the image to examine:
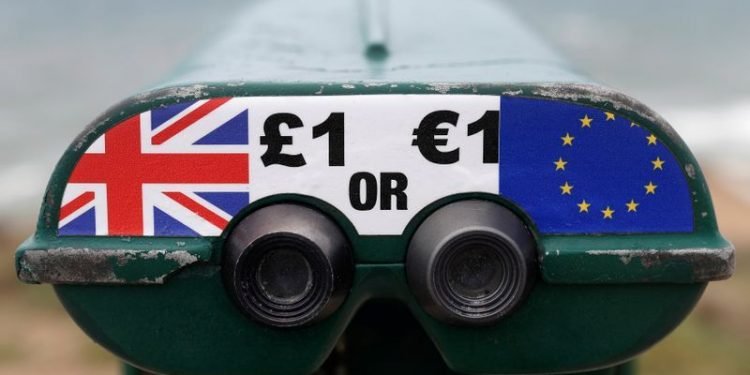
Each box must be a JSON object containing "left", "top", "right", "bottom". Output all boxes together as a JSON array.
[
  {"left": 554, "top": 157, "right": 568, "bottom": 171},
  {"left": 644, "top": 181, "right": 658, "bottom": 195},
  {"left": 601, "top": 206, "right": 615, "bottom": 219},
  {"left": 605, "top": 112, "right": 616, "bottom": 121},
  {"left": 561, "top": 133, "right": 575, "bottom": 146},
  {"left": 630, "top": 122, "right": 639, "bottom": 128},
  {"left": 580, "top": 115, "right": 593, "bottom": 128},
  {"left": 577, "top": 199, "right": 591, "bottom": 213},
  {"left": 646, "top": 134, "right": 658, "bottom": 145},
  {"left": 560, "top": 182, "right": 573, "bottom": 195},
  {"left": 626, "top": 199, "right": 639, "bottom": 212},
  {"left": 652, "top": 156, "right": 665, "bottom": 170}
]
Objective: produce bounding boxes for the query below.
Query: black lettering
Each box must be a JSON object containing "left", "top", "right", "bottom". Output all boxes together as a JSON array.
[
  {"left": 412, "top": 110, "right": 459, "bottom": 164},
  {"left": 380, "top": 173, "right": 408, "bottom": 210},
  {"left": 467, "top": 110, "right": 499, "bottom": 164},
  {"left": 349, "top": 172, "right": 378, "bottom": 210},
  {"left": 260, "top": 113, "right": 306, "bottom": 167},
  {"left": 312, "top": 112, "right": 345, "bottom": 166}
]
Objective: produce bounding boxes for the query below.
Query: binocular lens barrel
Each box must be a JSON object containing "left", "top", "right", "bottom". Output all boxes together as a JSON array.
[
  {"left": 256, "top": 247, "right": 314, "bottom": 305},
  {"left": 223, "top": 204, "right": 353, "bottom": 328},
  {"left": 407, "top": 200, "right": 537, "bottom": 325}
]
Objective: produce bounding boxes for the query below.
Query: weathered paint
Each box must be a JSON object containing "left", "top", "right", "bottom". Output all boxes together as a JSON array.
[
  {"left": 16, "top": 82, "right": 733, "bottom": 284},
  {"left": 18, "top": 248, "right": 200, "bottom": 284},
  {"left": 541, "top": 234, "right": 733, "bottom": 283},
  {"left": 16, "top": 235, "right": 213, "bottom": 284}
]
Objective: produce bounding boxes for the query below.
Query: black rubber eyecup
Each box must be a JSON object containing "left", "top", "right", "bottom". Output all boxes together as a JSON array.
[
  {"left": 235, "top": 233, "right": 333, "bottom": 325},
  {"left": 406, "top": 200, "right": 537, "bottom": 325},
  {"left": 223, "top": 204, "right": 353, "bottom": 328}
]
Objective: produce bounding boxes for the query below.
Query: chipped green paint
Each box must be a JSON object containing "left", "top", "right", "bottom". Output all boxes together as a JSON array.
[
  {"left": 16, "top": 83, "right": 733, "bottom": 284},
  {"left": 541, "top": 234, "right": 734, "bottom": 283},
  {"left": 16, "top": 235, "right": 212, "bottom": 284}
]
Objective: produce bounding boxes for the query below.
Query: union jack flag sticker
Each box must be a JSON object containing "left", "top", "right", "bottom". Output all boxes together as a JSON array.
[{"left": 59, "top": 98, "right": 251, "bottom": 237}]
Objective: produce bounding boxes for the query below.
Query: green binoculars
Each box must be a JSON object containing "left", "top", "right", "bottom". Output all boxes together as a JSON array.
[{"left": 15, "top": 0, "right": 734, "bottom": 374}]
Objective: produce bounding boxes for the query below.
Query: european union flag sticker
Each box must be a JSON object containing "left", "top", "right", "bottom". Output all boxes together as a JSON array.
[{"left": 499, "top": 96, "right": 693, "bottom": 234}]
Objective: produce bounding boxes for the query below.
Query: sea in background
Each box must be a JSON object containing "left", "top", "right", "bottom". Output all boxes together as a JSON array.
[
  {"left": 512, "top": 0, "right": 750, "bottom": 209},
  {"left": 0, "top": 1, "right": 748, "bottom": 374},
  {"left": 1, "top": 0, "right": 749, "bottom": 225}
]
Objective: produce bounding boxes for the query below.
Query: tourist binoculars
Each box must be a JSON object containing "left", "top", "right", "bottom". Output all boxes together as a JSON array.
[{"left": 15, "top": 0, "right": 734, "bottom": 374}]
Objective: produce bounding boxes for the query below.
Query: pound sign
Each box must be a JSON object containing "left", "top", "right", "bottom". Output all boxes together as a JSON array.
[{"left": 260, "top": 113, "right": 307, "bottom": 167}]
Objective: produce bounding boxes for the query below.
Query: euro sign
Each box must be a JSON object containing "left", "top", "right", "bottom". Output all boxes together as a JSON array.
[{"left": 411, "top": 110, "right": 459, "bottom": 164}]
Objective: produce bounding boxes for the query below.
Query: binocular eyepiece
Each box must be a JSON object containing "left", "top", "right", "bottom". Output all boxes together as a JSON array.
[
  {"left": 223, "top": 200, "right": 537, "bottom": 327},
  {"left": 407, "top": 200, "right": 537, "bottom": 325},
  {"left": 223, "top": 204, "right": 354, "bottom": 327}
]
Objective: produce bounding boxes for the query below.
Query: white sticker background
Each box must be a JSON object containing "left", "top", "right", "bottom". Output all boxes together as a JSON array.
[{"left": 245, "top": 95, "right": 501, "bottom": 235}]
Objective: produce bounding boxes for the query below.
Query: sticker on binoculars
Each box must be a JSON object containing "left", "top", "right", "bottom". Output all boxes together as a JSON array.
[{"left": 58, "top": 95, "right": 693, "bottom": 237}]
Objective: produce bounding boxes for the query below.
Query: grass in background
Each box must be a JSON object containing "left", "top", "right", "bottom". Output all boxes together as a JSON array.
[
  {"left": 641, "top": 313, "right": 750, "bottom": 374},
  {"left": 0, "top": 229, "right": 118, "bottom": 375},
  {"left": 640, "top": 246, "right": 750, "bottom": 375}
]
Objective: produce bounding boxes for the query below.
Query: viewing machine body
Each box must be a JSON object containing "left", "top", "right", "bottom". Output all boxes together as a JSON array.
[{"left": 15, "top": 0, "right": 734, "bottom": 374}]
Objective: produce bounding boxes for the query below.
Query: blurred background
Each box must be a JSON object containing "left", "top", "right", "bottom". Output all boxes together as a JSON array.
[{"left": 0, "top": 1, "right": 747, "bottom": 374}]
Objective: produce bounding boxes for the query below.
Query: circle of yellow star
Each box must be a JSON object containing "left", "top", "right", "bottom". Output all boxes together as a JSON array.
[
  {"left": 577, "top": 199, "right": 591, "bottom": 213},
  {"left": 601, "top": 206, "right": 615, "bottom": 219},
  {"left": 626, "top": 199, "right": 639, "bottom": 212},
  {"left": 651, "top": 156, "right": 665, "bottom": 170},
  {"left": 605, "top": 112, "right": 616, "bottom": 121},
  {"left": 554, "top": 157, "right": 568, "bottom": 171},
  {"left": 560, "top": 182, "right": 574, "bottom": 195},
  {"left": 561, "top": 133, "right": 575, "bottom": 146},
  {"left": 580, "top": 115, "right": 593, "bottom": 128},
  {"left": 646, "top": 134, "right": 658, "bottom": 145},
  {"left": 644, "top": 181, "right": 658, "bottom": 195}
]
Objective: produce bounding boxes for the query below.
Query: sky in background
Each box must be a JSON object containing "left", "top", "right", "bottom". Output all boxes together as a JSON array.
[
  {"left": 510, "top": 0, "right": 750, "bottom": 200},
  {"left": 1, "top": 0, "right": 749, "bottom": 226}
]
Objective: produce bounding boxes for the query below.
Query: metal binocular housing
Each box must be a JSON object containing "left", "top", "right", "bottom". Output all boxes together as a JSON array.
[{"left": 15, "top": 0, "right": 734, "bottom": 374}]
